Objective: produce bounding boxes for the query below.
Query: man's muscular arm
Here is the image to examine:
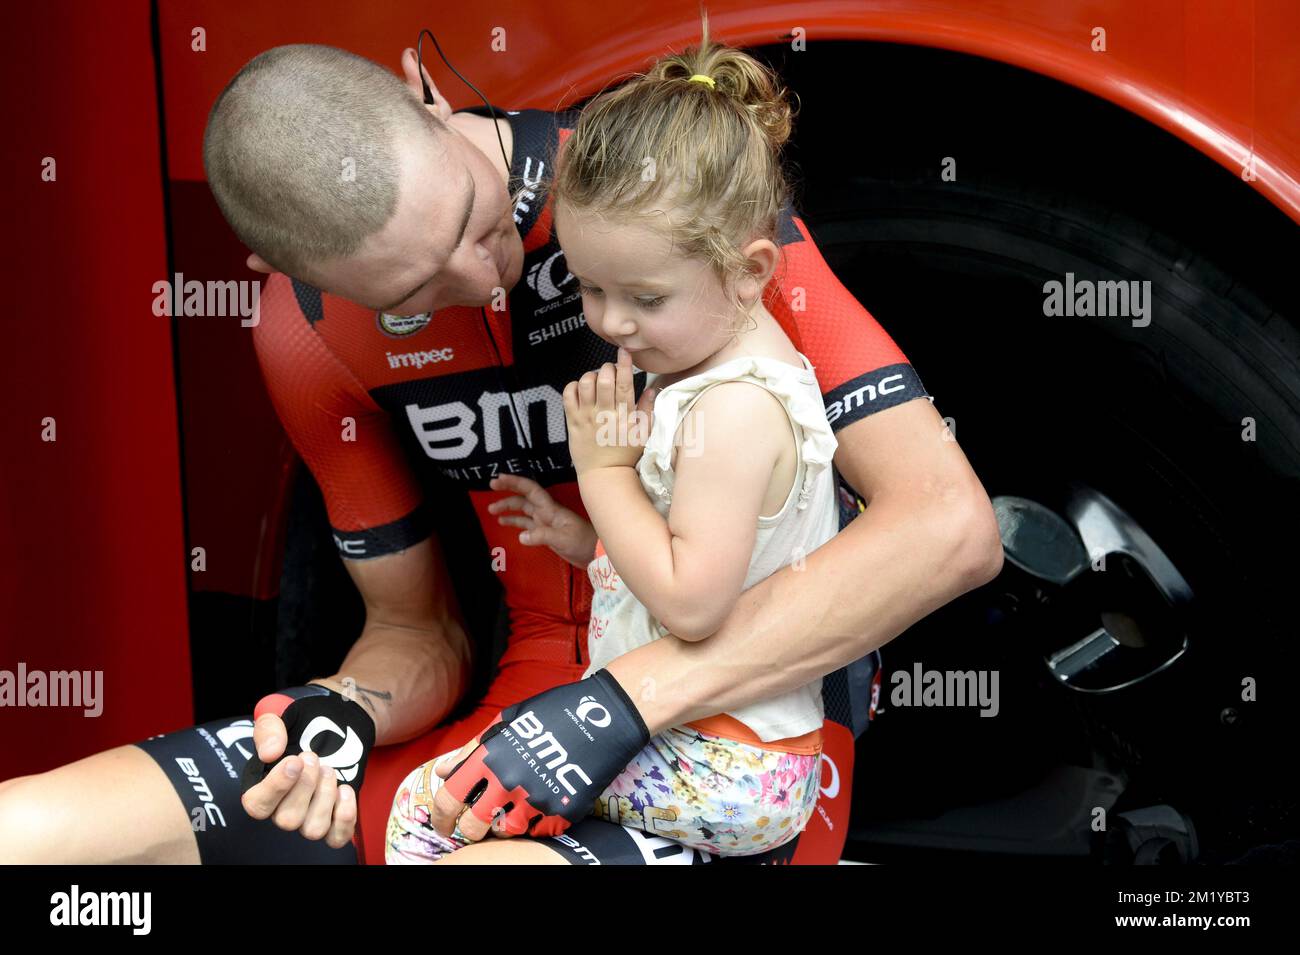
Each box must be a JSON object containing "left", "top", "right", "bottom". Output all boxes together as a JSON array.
[
  {"left": 241, "top": 536, "right": 472, "bottom": 843},
  {"left": 429, "top": 396, "right": 1002, "bottom": 842},
  {"left": 307, "top": 537, "right": 473, "bottom": 745},
  {"left": 604, "top": 396, "right": 1004, "bottom": 733}
]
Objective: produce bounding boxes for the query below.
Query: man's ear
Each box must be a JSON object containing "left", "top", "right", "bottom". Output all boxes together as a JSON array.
[
  {"left": 246, "top": 253, "right": 278, "bottom": 275},
  {"left": 401, "top": 47, "right": 453, "bottom": 122}
]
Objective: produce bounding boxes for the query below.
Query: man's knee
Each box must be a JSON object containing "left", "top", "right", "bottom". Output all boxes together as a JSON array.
[
  {"left": 0, "top": 746, "right": 201, "bottom": 864},
  {"left": 0, "top": 774, "right": 58, "bottom": 863}
]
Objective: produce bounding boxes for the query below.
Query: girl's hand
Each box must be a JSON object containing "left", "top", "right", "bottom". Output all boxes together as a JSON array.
[
  {"left": 563, "top": 347, "right": 657, "bottom": 476},
  {"left": 488, "top": 474, "right": 598, "bottom": 567}
]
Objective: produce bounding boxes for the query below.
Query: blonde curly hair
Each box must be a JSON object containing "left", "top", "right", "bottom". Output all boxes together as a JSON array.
[{"left": 551, "top": 10, "right": 798, "bottom": 330}]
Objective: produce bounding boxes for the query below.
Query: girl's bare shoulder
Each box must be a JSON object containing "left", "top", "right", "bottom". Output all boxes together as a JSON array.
[{"left": 682, "top": 378, "right": 791, "bottom": 450}]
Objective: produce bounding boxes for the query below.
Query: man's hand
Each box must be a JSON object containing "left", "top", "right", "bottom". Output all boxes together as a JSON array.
[
  {"left": 429, "top": 669, "right": 650, "bottom": 841},
  {"left": 488, "top": 473, "right": 598, "bottom": 567},
  {"left": 239, "top": 684, "right": 376, "bottom": 849},
  {"left": 563, "top": 347, "right": 656, "bottom": 476}
]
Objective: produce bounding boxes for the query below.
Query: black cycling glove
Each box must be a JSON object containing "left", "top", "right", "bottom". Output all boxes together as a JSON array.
[
  {"left": 239, "top": 684, "right": 376, "bottom": 796},
  {"left": 442, "top": 668, "right": 650, "bottom": 837}
]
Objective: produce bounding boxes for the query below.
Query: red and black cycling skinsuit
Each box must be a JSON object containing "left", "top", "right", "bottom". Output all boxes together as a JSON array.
[{"left": 134, "top": 104, "right": 930, "bottom": 865}]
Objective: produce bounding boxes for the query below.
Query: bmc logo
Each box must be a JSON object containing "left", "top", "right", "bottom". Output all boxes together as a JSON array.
[
  {"left": 510, "top": 711, "right": 594, "bottom": 796},
  {"left": 175, "top": 757, "right": 227, "bottom": 829},
  {"left": 825, "top": 373, "right": 906, "bottom": 425},
  {"left": 575, "top": 696, "right": 611, "bottom": 728},
  {"left": 333, "top": 534, "right": 366, "bottom": 558},
  {"left": 513, "top": 152, "right": 544, "bottom": 225},
  {"left": 404, "top": 385, "right": 567, "bottom": 460}
]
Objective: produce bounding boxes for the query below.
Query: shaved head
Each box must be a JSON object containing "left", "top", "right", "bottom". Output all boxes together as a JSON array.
[{"left": 203, "top": 44, "right": 445, "bottom": 284}]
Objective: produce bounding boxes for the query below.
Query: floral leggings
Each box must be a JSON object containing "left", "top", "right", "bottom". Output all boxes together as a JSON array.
[{"left": 385, "top": 724, "right": 822, "bottom": 863}]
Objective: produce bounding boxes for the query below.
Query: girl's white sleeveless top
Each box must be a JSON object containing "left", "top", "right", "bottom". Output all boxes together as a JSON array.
[{"left": 581, "top": 353, "right": 840, "bottom": 742}]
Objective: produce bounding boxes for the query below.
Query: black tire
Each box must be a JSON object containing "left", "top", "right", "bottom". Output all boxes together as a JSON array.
[{"left": 772, "top": 41, "right": 1300, "bottom": 861}]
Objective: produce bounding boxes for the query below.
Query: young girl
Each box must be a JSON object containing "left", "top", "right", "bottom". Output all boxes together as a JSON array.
[{"left": 387, "top": 26, "right": 839, "bottom": 861}]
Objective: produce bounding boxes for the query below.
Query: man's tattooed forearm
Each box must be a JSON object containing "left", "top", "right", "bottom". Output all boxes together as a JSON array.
[{"left": 338, "top": 677, "right": 393, "bottom": 713}]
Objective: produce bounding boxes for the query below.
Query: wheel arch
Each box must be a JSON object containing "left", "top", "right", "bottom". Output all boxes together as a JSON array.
[{"left": 521, "top": 4, "right": 1299, "bottom": 226}]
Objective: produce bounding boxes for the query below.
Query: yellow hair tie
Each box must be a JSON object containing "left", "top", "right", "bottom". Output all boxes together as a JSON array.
[{"left": 687, "top": 73, "right": 716, "bottom": 89}]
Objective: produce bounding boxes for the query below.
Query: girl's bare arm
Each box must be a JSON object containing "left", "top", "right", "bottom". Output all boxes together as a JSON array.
[{"left": 579, "top": 381, "right": 792, "bottom": 640}]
